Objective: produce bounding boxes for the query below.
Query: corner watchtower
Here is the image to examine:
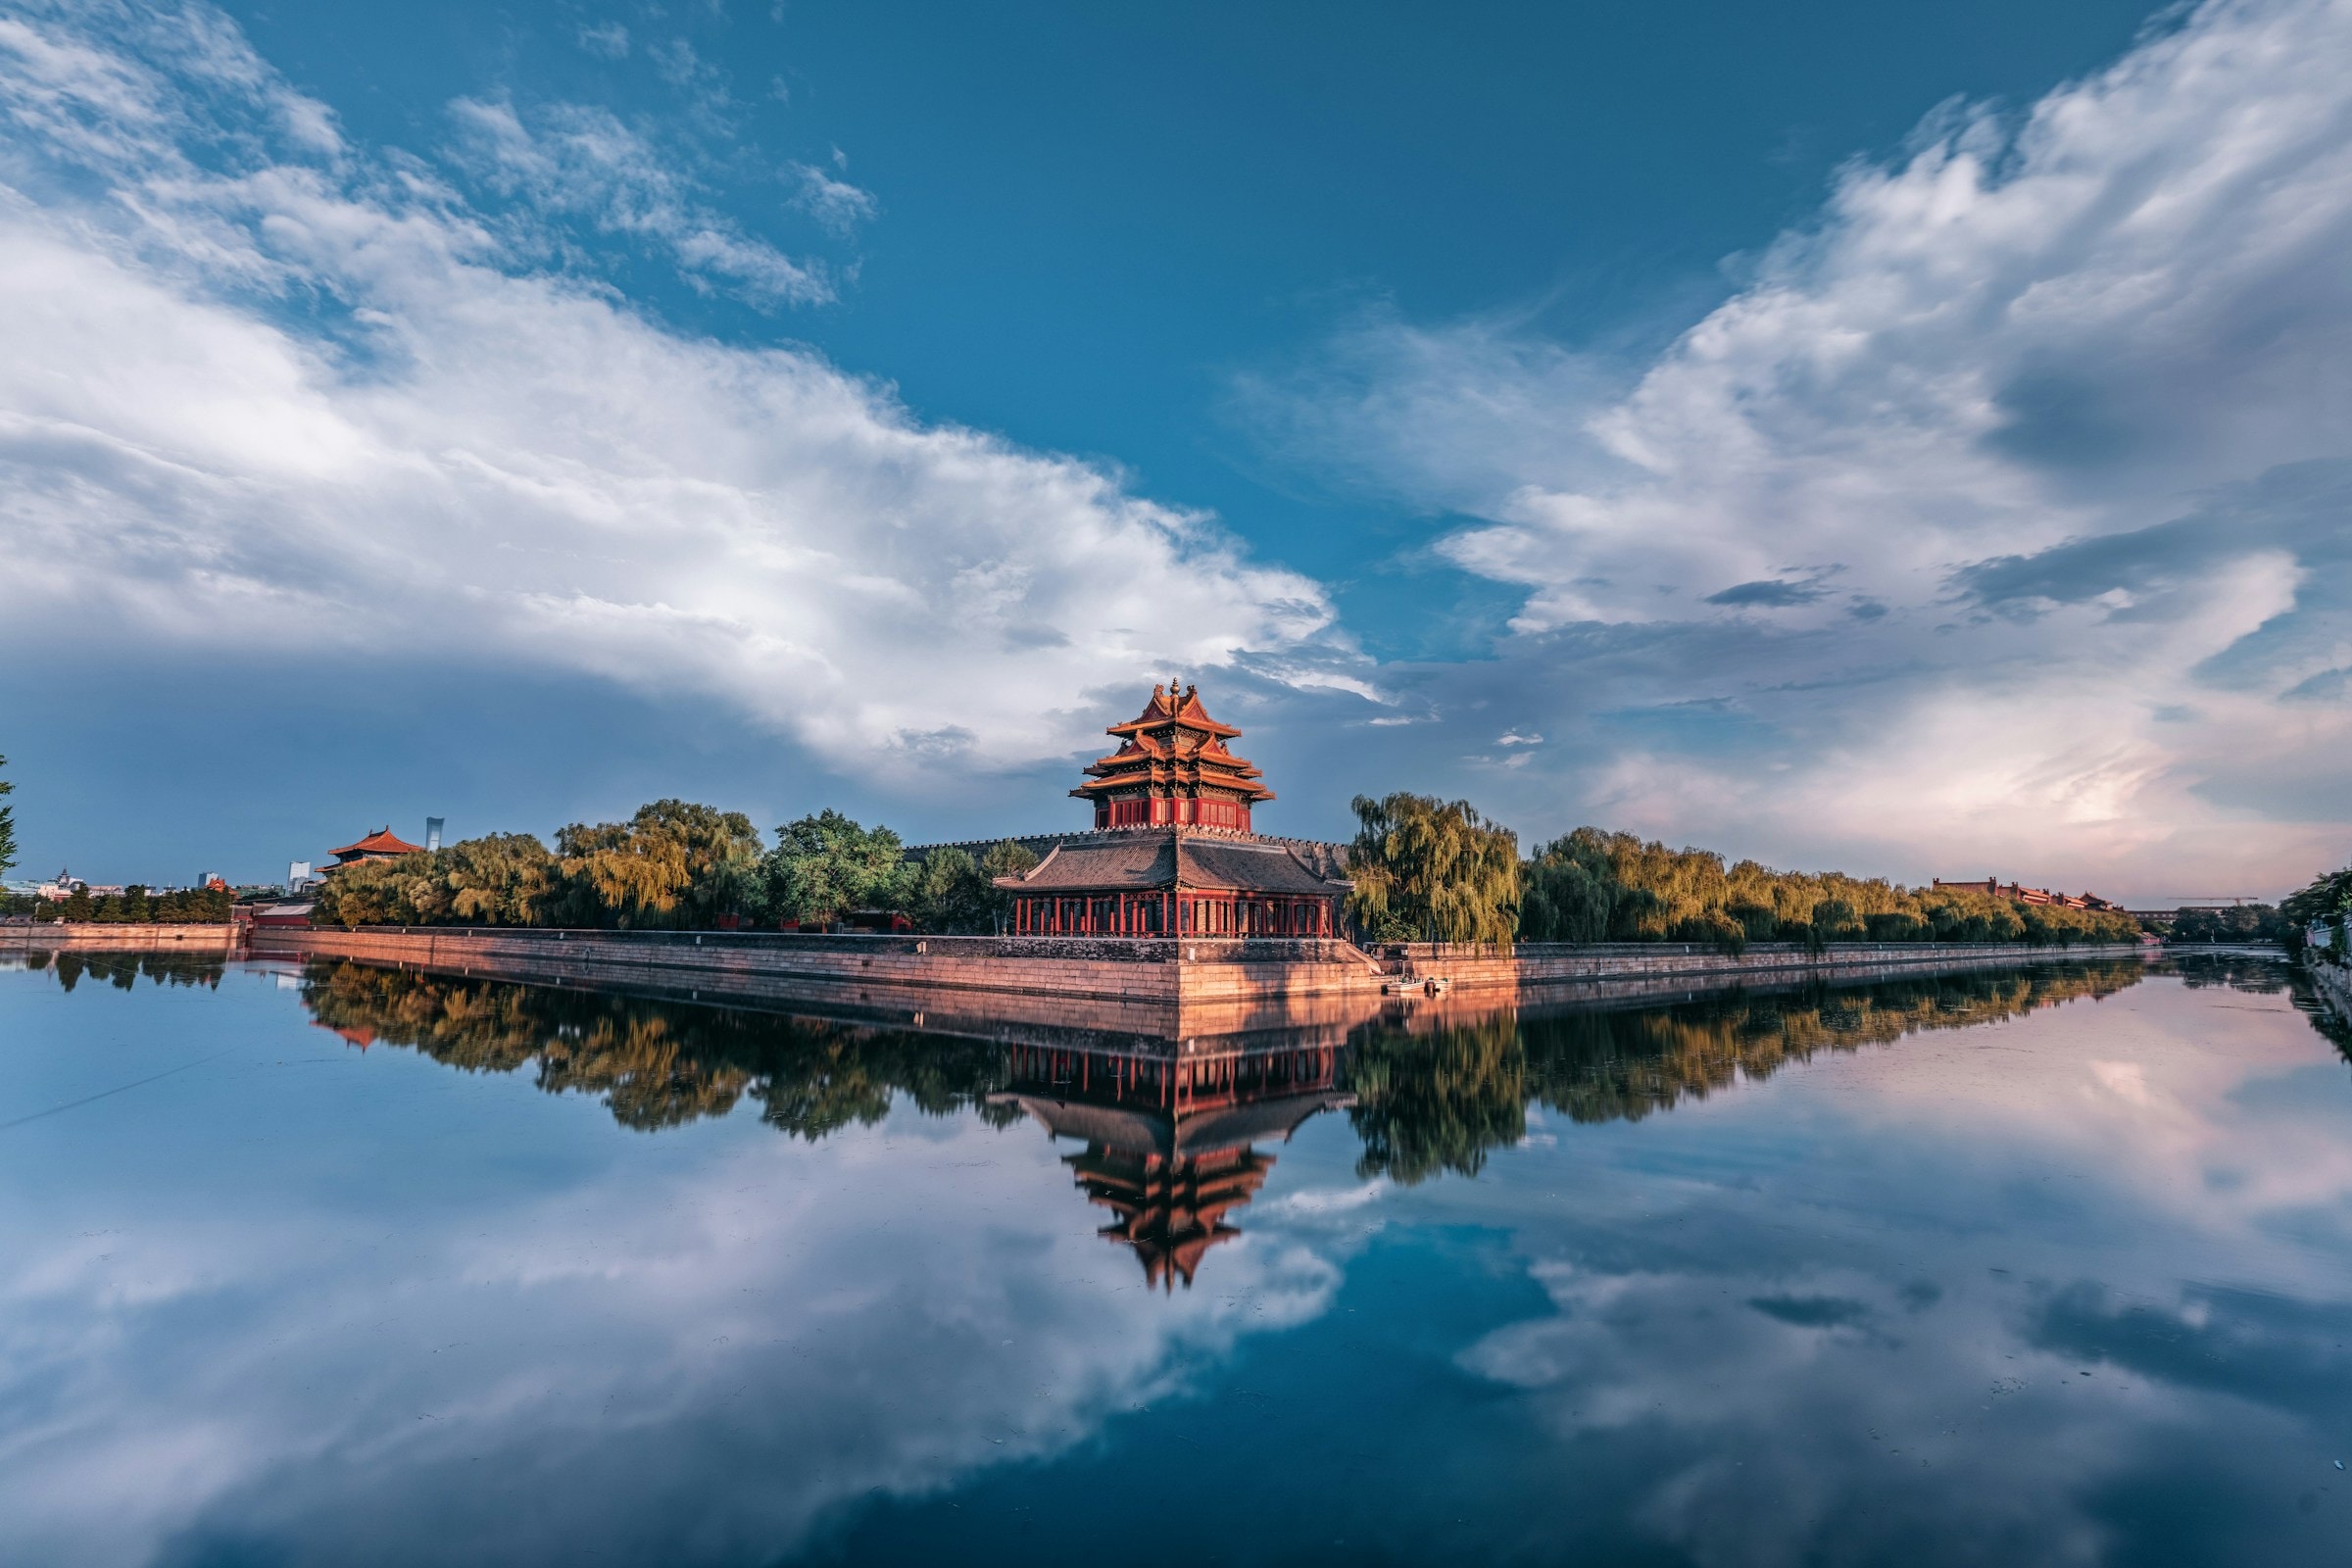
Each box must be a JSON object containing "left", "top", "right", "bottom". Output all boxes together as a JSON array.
[{"left": 1071, "top": 680, "right": 1276, "bottom": 833}]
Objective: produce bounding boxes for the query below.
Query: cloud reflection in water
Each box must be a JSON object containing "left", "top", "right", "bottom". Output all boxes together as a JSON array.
[{"left": 2, "top": 953, "right": 2348, "bottom": 1564}]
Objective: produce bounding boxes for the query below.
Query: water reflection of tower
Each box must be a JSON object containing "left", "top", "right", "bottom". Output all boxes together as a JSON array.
[{"left": 993, "top": 1042, "right": 1354, "bottom": 1291}]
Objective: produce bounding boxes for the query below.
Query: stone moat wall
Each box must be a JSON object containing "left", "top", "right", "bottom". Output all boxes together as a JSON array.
[
  {"left": 2310, "top": 956, "right": 2352, "bottom": 1021},
  {"left": 239, "top": 925, "right": 2145, "bottom": 1006},
  {"left": 4, "top": 923, "right": 237, "bottom": 952},
  {"left": 1395, "top": 939, "right": 2147, "bottom": 989}
]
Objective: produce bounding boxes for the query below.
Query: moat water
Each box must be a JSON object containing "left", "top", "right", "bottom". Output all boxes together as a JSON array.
[{"left": 3, "top": 950, "right": 2350, "bottom": 1566}]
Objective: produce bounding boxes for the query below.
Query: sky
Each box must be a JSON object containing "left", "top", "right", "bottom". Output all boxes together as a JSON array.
[{"left": 0, "top": 0, "right": 2346, "bottom": 898}]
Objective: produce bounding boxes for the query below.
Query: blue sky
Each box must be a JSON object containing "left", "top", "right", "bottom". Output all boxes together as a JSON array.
[{"left": 1, "top": 0, "right": 2347, "bottom": 897}]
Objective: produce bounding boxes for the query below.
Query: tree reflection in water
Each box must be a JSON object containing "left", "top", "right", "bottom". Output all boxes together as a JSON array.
[
  {"left": 292, "top": 960, "right": 2175, "bottom": 1167},
  {"left": 51, "top": 951, "right": 2344, "bottom": 1290},
  {"left": 39, "top": 956, "right": 2331, "bottom": 1172},
  {"left": 298, "top": 960, "right": 1019, "bottom": 1135},
  {"left": 1345, "top": 961, "right": 2152, "bottom": 1185},
  {"left": 14, "top": 949, "right": 225, "bottom": 993}
]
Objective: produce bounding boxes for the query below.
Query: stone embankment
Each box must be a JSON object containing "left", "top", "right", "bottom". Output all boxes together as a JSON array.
[
  {"left": 252, "top": 925, "right": 2142, "bottom": 1011},
  {"left": 1396, "top": 939, "right": 2145, "bottom": 989},
  {"left": 2310, "top": 956, "right": 2352, "bottom": 1021},
  {"left": 4, "top": 923, "right": 237, "bottom": 953}
]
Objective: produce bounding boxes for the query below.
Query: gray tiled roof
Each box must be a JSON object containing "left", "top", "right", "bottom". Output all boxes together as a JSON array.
[{"left": 997, "top": 829, "right": 1349, "bottom": 895}]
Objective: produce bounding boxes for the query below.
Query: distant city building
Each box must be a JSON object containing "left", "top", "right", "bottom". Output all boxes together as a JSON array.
[
  {"left": 287, "top": 859, "right": 318, "bottom": 893},
  {"left": 327, "top": 826, "right": 426, "bottom": 868},
  {"left": 1932, "top": 876, "right": 2117, "bottom": 912},
  {"left": 990, "top": 682, "right": 1351, "bottom": 937},
  {"left": 425, "top": 817, "right": 444, "bottom": 853}
]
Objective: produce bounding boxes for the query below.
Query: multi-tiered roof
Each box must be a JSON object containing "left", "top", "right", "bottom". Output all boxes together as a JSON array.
[
  {"left": 1072, "top": 681, "right": 1275, "bottom": 833},
  {"left": 991, "top": 680, "right": 1350, "bottom": 938}
]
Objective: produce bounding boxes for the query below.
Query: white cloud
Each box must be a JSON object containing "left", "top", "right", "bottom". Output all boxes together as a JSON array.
[
  {"left": 786, "top": 158, "right": 876, "bottom": 237},
  {"left": 0, "top": 1, "right": 1350, "bottom": 780},
  {"left": 1250, "top": 0, "right": 2352, "bottom": 895},
  {"left": 446, "top": 94, "right": 832, "bottom": 307},
  {"left": 575, "top": 22, "right": 628, "bottom": 60}
]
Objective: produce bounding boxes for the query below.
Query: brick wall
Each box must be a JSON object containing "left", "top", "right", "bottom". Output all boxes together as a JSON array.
[
  {"left": 250, "top": 926, "right": 2142, "bottom": 1014},
  {"left": 1392, "top": 939, "right": 2144, "bottom": 987}
]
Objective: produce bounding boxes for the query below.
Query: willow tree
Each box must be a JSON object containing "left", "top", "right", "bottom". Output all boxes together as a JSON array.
[
  {"left": 631, "top": 800, "right": 766, "bottom": 927},
  {"left": 1345, "top": 793, "right": 1519, "bottom": 945},
  {"left": 441, "top": 833, "right": 562, "bottom": 925},
  {"left": 550, "top": 801, "right": 762, "bottom": 929},
  {"left": 0, "top": 754, "right": 15, "bottom": 880}
]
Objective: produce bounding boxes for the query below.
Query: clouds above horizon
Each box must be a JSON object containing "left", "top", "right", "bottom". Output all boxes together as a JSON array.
[
  {"left": 0, "top": 0, "right": 2347, "bottom": 893},
  {"left": 0, "top": 0, "right": 1357, "bottom": 782},
  {"left": 1250, "top": 0, "right": 2352, "bottom": 892}
]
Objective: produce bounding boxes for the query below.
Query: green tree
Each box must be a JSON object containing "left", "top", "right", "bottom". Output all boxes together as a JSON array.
[
  {"left": 1511, "top": 824, "right": 2134, "bottom": 948},
  {"left": 1345, "top": 793, "right": 1519, "bottom": 945},
  {"left": 764, "top": 809, "right": 910, "bottom": 928},
  {"left": 907, "top": 840, "right": 1044, "bottom": 934},
  {"left": 2170, "top": 904, "right": 2287, "bottom": 945},
  {"left": 311, "top": 808, "right": 761, "bottom": 932},
  {"left": 1521, "top": 837, "right": 1614, "bottom": 942},
  {"left": 978, "top": 840, "right": 1041, "bottom": 930},
  {"left": 2282, "top": 863, "right": 2352, "bottom": 960}
]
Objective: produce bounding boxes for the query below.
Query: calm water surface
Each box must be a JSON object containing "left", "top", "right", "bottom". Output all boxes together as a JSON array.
[{"left": 4, "top": 952, "right": 2351, "bottom": 1566}]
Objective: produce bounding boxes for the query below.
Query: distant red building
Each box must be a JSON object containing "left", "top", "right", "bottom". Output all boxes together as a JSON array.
[
  {"left": 994, "top": 682, "right": 1350, "bottom": 938},
  {"left": 328, "top": 827, "right": 425, "bottom": 867},
  {"left": 1932, "top": 877, "right": 2117, "bottom": 912}
]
